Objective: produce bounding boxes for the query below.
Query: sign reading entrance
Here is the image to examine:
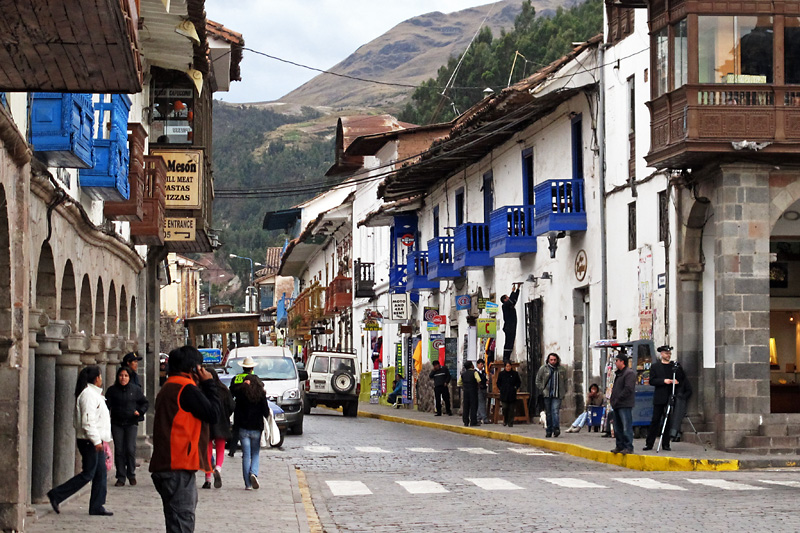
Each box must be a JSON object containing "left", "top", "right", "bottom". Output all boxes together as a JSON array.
[
  {"left": 152, "top": 149, "right": 203, "bottom": 209},
  {"left": 164, "top": 217, "right": 196, "bottom": 241}
]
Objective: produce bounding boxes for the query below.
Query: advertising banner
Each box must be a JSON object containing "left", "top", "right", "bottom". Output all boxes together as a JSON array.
[{"left": 477, "top": 318, "right": 497, "bottom": 338}]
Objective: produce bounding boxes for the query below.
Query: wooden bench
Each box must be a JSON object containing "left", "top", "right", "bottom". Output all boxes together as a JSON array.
[{"left": 487, "top": 392, "right": 530, "bottom": 424}]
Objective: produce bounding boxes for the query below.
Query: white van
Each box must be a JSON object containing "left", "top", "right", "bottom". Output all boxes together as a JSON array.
[{"left": 221, "top": 345, "right": 308, "bottom": 435}]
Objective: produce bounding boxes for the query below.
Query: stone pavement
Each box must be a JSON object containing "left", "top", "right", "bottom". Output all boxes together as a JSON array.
[
  {"left": 357, "top": 402, "right": 800, "bottom": 471},
  {"left": 26, "top": 454, "right": 311, "bottom": 533}
]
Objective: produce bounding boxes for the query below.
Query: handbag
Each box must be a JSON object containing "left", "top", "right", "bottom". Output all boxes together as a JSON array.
[{"left": 102, "top": 441, "right": 113, "bottom": 472}]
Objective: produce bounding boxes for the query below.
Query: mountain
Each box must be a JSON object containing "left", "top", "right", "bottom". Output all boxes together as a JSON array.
[{"left": 279, "top": 0, "right": 575, "bottom": 109}]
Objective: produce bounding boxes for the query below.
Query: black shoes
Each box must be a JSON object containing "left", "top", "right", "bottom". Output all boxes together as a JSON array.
[
  {"left": 128, "top": 476, "right": 137, "bottom": 486},
  {"left": 662, "top": 446, "right": 671, "bottom": 451},
  {"left": 610, "top": 447, "right": 622, "bottom": 453},
  {"left": 621, "top": 448, "right": 634, "bottom": 455},
  {"left": 114, "top": 479, "right": 125, "bottom": 487},
  {"left": 47, "top": 491, "right": 59, "bottom": 514},
  {"left": 434, "top": 413, "right": 442, "bottom": 416},
  {"left": 89, "top": 508, "right": 113, "bottom": 516},
  {"left": 642, "top": 446, "right": 653, "bottom": 451},
  {"left": 202, "top": 481, "right": 211, "bottom": 489},
  {"left": 553, "top": 428, "right": 561, "bottom": 438},
  {"left": 447, "top": 412, "right": 453, "bottom": 416}
]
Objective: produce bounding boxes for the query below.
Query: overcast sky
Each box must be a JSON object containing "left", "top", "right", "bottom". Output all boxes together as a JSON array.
[{"left": 205, "top": 0, "right": 497, "bottom": 103}]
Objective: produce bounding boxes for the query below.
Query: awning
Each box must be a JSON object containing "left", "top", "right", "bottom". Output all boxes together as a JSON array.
[{"left": 263, "top": 208, "right": 302, "bottom": 231}]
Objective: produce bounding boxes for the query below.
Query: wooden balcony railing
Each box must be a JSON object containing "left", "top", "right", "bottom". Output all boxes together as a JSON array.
[{"left": 324, "top": 276, "right": 353, "bottom": 315}]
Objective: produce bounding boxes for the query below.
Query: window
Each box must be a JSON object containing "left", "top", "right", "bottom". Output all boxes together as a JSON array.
[
  {"left": 522, "top": 148, "right": 534, "bottom": 205},
  {"left": 311, "top": 356, "right": 329, "bottom": 373},
  {"left": 482, "top": 171, "right": 493, "bottom": 223},
  {"left": 658, "top": 190, "right": 669, "bottom": 242},
  {"left": 628, "top": 201, "right": 637, "bottom": 251},
  {"left": 455, "top": 188, "right": 465, "bottom": 226},
  {"left": 433, "top": 206, "right": 440, "bottom": 239},
  {"left": 673, "top": 19, "right": 688, "bottom": 89},
  {"left": 628, "top": 77, "right": 636, "bottom": 179},
  {"left": 331, "top": 357, "right": 355, "bottom": 373},
  {"left": 151, "top": 68, "right": 194, "bottom": 144},
  {"left": 571, "top": 114, "right": 583, "bottom": 181},
  {"left": 698, "top": 16, "right": 773, "bottom": 84},
  {"left": 786, "top": 17, "right": 800, "bottom": 84},
  {"left": 654, "top": 27, "right": 669, "bottom": 97}
]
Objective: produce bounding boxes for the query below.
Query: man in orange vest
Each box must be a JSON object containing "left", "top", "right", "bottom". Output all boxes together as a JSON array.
[{"left": 150, "top": 346, "right": 219, "bottom": 532}]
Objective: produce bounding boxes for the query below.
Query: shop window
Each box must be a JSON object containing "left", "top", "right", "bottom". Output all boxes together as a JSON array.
[
  {"left": 654, "top": 28, "right": 668, "bottom": 97},
  {"left": 673, "top": 19, "right": 688, "bottom": 89},
  {"left": 786, "top": 17, "right": 800, "bottom": 84},
  {"left": 151, "top": 72, "right": 194, "bottom": 144},
  {"left": 698, "top": 16, "right": 773, "bottom": 84}
]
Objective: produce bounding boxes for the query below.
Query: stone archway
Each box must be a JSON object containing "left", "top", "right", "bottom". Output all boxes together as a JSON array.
[
  {"left": 60, "top": 261, "right": 76, "bottom": 326},
  {"left": 79, "top": 275, "right": 92, "bottom": 335},
  {"left": 119, "top": 286, "right": 128, "bottom": 340},
  {"left": 0, "top": 185, "right": 9, "bottom": 338},
  {"left": 107, "top": 281, "right": 117, "bottom": 335},
  {"left": 130, "top": 295, "right": 137, "bottom": 340},
  {"left": 35, "top": 244, "right": 57, "bottom": 320},
  {"left": 94, "top": 278, "right": 105, "bottom": 335}
]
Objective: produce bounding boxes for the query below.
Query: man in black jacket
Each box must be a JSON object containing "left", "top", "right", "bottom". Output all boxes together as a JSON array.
[
  {"left": 121, "top": 352, "right": 143, "bottom": 388},
  {"left": 609, "top": 352, "right": 636, "bottom": 454},
  {"left": 643, "top": 346, "right": 687, "bottom": 451},
  {"left": 500, "top": 283, "right": 521, "bottom": 364},
  {"left": 459, "top": 361, "right": 482, "bottom": 427},
  {"left": 476, "top": 359, "right": 490, "bottom": 423},
  {"left": 429, "top": 361, "right": 452, "bottom": 416}
]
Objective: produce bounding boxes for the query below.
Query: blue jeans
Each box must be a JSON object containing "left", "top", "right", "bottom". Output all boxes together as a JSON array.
[
  {"left": 570, "top": 411, "right": 588, "bottom": 428},
  {"left": 613, "top": 407, "right": 634, "bottom": 451},
  {"left": 239, "top": 429, "right": 261, "bottom": 488},
  {"left": 543, "top": 397, "right": 561, "bottom": 434},
  {"left": 48, "top": 439, "right": 107, "bottom": 514}
]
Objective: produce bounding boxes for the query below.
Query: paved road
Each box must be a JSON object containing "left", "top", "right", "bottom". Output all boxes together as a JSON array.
[{"left": 290, "top": 409, "right": 800, "bottom": 533}]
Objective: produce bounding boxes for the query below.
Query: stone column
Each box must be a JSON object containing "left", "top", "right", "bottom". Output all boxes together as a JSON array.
[
  {"left": 31, "top": 319, "right": 70, "bottom": 502},
  {"left": 103, "top": 334, "right": 121, "bottom": 388},
  {"left": 713, "top": 164, "right": 772, "bottom": 450},
  {"left": 93, "top": 335, "right": 108, "bottom": 383},
  {"left": 26, "top": 309, "right": 45, "bottom": 505},
  {"left": 53, "top": 332, "right": 88, "bottom": 485},
  {"left": 676, "top": 264, "right": 707, "bottom": 423},
  {"left": 82, "top": 335, "right": 103, "bottom": 366}
]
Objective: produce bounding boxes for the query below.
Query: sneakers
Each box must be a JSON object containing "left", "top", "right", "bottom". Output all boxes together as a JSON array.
[
  {"left": 201, "top": 481, "right": 211, "bottom": 489},
  {"left": 566, "top": 426, "right": 581, "bottom": 433},
  {"left": 610, "top": 447, "right": 622, "bottom": 453},
  {"left": 249, "top": 473, "right": 259, "bottom": 490},
  {"left": 114, "top": 479, "right": 125, "bottom": 487},
  {"left": 213, "top": 466, "right": 222, "bottom": 488},
  {"left": 621, "top": 448, "right": 634, "bottom": 455}
]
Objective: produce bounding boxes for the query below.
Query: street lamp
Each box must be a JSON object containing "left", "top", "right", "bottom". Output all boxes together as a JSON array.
[
  {"left": 229, "top": 253, "right": 255, "bottom": 286},
  {"left": 229, "top": 254, "right": 263, "bottom": 312}
]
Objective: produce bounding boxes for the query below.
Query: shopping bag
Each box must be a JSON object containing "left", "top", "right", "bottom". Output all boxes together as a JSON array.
[
  {"left": 268, "top": 410, "right": 281, "bottom": 446},
  {"left": 103, "top": 441, "right": 113, "bottom": 472}
]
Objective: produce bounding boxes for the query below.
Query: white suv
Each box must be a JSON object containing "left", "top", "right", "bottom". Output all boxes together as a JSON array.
[{"left": 303, "top": 351, "right": 360, "bottom": 417}]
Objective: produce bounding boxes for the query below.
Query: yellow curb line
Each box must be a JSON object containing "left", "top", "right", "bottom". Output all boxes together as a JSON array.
[
  {"left": 358, "top": 410, "right": 739, "bottom": 472},
  {"left": 295, "top": 467, "right": 324, "bottom": 533}
]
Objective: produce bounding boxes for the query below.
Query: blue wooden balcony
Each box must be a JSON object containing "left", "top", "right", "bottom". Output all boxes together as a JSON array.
[
  {"left": 30, "top": 93, "right": 95, "bottom": 168},
  {"left": 534, "top": 179, "right": 587, "bottom": 236},
  {"left": 81, "top": 94, "right": 132, "bottom": 201},
  {"left": 427, "top": 237, "right": 461, "bottom": 280},
  {"left": 489, "top": 205, "right": 537, "bottom": 258},
  {"left": 406, "top": 251, "right": 438, "bottom": 292},
  {"left": 454, "top": 223, "right": 492, "bottom": 270},
  {"left": 389, "top": 264, "right": 407, "bottom": 293}
]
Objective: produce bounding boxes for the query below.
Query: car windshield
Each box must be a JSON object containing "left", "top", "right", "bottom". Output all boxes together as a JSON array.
[{"left": 228, "top": 357, "right": 297, "bottom": 380}]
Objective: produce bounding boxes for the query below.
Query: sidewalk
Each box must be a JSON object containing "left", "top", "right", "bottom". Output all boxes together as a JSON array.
[
  {"left": 358, "top": 402, "right": 800, "bottom": 471},
  {"left": 26, "top": 454, "right": 312, "bottom": 533}
]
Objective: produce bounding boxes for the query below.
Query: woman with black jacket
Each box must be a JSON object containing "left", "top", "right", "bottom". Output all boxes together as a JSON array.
[
  {"left": 496, "top": 362, "right": 522, "bottom": 427},
  {"left": 105, "top": 366, "right": 149, "bottom": 486},
  {"left": 232, "top": 376, "right": 269, "bottom": 490},
  {"left": 203, "top": 370, "right": 235, "bottom": 489}
]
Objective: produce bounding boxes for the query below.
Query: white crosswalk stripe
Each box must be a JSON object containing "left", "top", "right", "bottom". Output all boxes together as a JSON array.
[
  {"left": 396, "top": 480, "right": 449, "bottom": 494},
  {"left": 407, "top": 447, "right": 442, "bottom": 453},
  {"left": 613, "top": 478, "right": 687, "bottom": 491},
  {"left": 758, "top": 480, "right": 800, "bottom": 488},
  {"left": 686, "top": 479, "right": 766, "bottom": 491},
  {"left": 465, "top": 478, "right": 524, "bottom": 490},
  {"left": 508, "top": 447, "right": 554, "bottom": 456},
  {"left": 458, "top": 447, "right": 497, "bottom": 455},
  {"left": 305, "top": 445, "right": 335, "bottom": 453},
  {"left": 326, "top": 480, "right": 372, "bottom": 496},
  {"left": 540, "top": 478, "right": 607, "bottom": 489},
  {"left": 355, "top": 446, "right": 391, "bottom": 453}
]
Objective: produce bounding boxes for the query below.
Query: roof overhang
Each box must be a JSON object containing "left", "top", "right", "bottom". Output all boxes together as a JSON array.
[
  {"left": 0, "top": 0, "right": 143, "bottom": 92},
  {"left": 359, "top": 196, "right": 424, "bottom": 227},
  {"left": 263, "top": 207, "right": 302, "bottom": 231},
  {"left": 378, "top": 35, "right": 602, "bottom": 203},
  {"left": 140, "top": 0, "right": 208, "bottom": 77}
]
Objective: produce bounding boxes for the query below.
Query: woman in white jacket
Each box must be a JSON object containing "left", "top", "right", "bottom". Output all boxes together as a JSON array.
[{"left": 47, "top": 365, "right": 113, "bottom": 516}]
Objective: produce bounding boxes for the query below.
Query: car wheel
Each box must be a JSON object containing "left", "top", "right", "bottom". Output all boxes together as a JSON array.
[
  {"left": 270, "top": 430, "right": 285, "bottom": 448},
  {"left": 292, "top": 421, "right": 303, "bottom": 435},
  {"left": 343, "top": 400, "right": 358, "bottom": 417},
  {"left": 303, "top": 400, "right": 311, "bottom": 415},
  {"left": 331, "top": 371, "right": 355, "bottom": 394}
]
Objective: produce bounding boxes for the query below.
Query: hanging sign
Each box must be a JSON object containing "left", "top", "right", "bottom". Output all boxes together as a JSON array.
[
  {"left": 152, "top": 149, "right": 203, "bottom": 209},
  {"left": 477, "top": 298, "right": 488, "bottom": 310},
  {"left": 485, "top": 301, "right": 498, "bottom": 315},
  {"left": 477, "top": 318, "right": 496, "bottom": 338},
  {"left": 400, "top": 234, "right": 415, "bottom": 247},
  {"left": 432, "top": 315, "right": 447, "bottom": 326},
  {"left": 423, "top": 307, "right": 439, "bottom": 322},
  {"left": 390, "top": 293, "right": 409, "bottom": 321},
  {"left": 364, "top": 320, "right": 381, "bottom": 331},
  {"left": 456, "top": 295, "right": 471, "bottom": 311}
]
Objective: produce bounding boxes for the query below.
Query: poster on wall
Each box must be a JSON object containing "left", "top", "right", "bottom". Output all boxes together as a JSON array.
[
  {"left": 638, "top": 246, "right": 653, "bottom": 340},
  {"left": 444, "top": 338, "right": 458, "bottom": 379},
  {"left": 429, "top": 334, "right": 444, "bottom": 364}
]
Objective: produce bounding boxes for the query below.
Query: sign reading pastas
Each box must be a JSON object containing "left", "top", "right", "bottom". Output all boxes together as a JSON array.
[
  {"left": 390, "top": 293, "right": 409, "bottom": 321},
  {"left": 164, "top": 217, "right": 196, "bottom": 241},
  {"left": 152, "top": 149, "right": 203, "bottom": 209}
]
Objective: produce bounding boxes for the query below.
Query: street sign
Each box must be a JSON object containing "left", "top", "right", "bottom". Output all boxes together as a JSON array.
[
  {"left": 423, "top": 307, "right": 438, "bottom": 322},
  {"left": 485, "top": 301, "right": 498, "bottom": 315},
  {"left": 477, "top": 298, "right": 488, "bottom": 309},
  {"left": 477, "top": 318, "right": 496, "bottom": 338},
  {"left": 432, "top": 315, "right": 446, "bottom": 325},
  {"left": 164, "top": 217, "right": 196, "bottom": 241},
  {"left": 456, "top": 295, "right": 471, "bottom": 311},
  {"left": 400, "top": 233, "right": 415, "bottom": 247},
  {"left": 364, "top": 320, "right": 381, "bottom": 331},
  {"left": 390, "top": 293, "right": 409, "bottom": 321},
  {"left": 153, "top": 149, "right": 203, "bottom": 209}
]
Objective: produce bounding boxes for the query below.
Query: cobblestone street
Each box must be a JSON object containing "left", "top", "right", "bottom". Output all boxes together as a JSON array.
[{"left": 27, "top": 410, "right": 800, "bottom": 532}]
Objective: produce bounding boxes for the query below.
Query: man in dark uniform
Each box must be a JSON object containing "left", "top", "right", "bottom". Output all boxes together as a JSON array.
[
  {"left": 500, "top": 283, "right": 522, "bottom": 364},
  {"left": 643, "top": 345, "right": 687, "bottom": 451},
  {"left": 458, "top": 361, "right": 482, "bottom": 427},
  {"left": 429, "top": 361, "right": 452, "bottom": 416}
]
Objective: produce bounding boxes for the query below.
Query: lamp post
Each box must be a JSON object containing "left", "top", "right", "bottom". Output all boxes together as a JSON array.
[
  {"left": 229, "top": 254, "right": 262, "bottom": 312},
  {"left": 229, "top": 253, "right": 255, "bottom": 286}
]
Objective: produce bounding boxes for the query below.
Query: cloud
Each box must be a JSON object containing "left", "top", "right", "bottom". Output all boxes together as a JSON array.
[{"left": 205, "top": 0, "right": 494, "bottom": 103}]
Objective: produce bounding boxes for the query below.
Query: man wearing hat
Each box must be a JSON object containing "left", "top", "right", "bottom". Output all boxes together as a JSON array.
[
  {"left": 121, "top": 352, "right": 143, "bottom": 388},
  {"left": 643, "top": 345, "right": 687, "bottom": 451},
  {"left": 609, "top": 352, "right": 636, "bottom": 454}
]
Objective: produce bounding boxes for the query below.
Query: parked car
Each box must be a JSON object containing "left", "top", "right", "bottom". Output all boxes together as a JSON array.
[
  {"left": 304, "top": 351, "right": 360, "bottom": 417},
  {"left": 267, "top": 400, "right": 286, "bottom": 448},
  {"left": 221, "top": 346, "right": 308, "bottom": 435}
]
